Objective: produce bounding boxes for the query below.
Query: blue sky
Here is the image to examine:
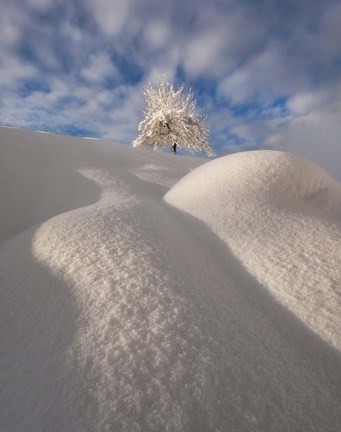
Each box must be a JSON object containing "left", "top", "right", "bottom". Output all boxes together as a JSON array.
[{"left": 1, "top": 0, "right": 340, "bottom": 177}]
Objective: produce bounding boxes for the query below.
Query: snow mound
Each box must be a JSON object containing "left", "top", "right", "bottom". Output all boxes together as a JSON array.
[
  {"left": 165, "top": 150, "right": 341, "bottom": 350},
  {"left": 1, "top": 130, "right": 341, "bottom": 432}
]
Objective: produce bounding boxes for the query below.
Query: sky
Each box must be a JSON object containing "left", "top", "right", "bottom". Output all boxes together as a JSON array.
[{"left": 0, "top": 0, "right": 340, "bottom": 177}]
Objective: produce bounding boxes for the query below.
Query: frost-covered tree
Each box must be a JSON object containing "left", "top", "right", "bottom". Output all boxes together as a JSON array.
[{"left": 132, "top": 80, "right": 215, "bottom": 156}]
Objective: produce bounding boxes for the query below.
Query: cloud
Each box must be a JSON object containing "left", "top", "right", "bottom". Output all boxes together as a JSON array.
[
  {"left": 317, "top": 2, "right": 341, "bottom": 60},
  {"left": 0, "top": 55, "right": 38, "bottom": 89},
  {"left": 81, "top": 53, "right": 120, "bottom": 83},
  {"left": 218, "top": 39, "right": 314, "bottom": 104},
  {"left": 86, "top": 0, "right": 133, "bottom": 37},
  {"left": 142, "top": 20, "right": 171, "bottom": 51},
  {"left": 0, "top": 16, "right": 20, "bottom": 47},
  {"left": 287, "top": 93, "right": 325, "bottom": 116},
  {"left": 217, "top": 0, "right": 341, "bottom": 104},
  {"left": 182, "top": 6, "right": 266, "bottom": 78},
  {"left": 26, "top": 0, "right": 55, "bottom": 9},
  {"left": 266, "top": 82, "right": 341, "bottom": 180},
  {"left": 60, "top": 21, "right": 84, "bottom": 45}
]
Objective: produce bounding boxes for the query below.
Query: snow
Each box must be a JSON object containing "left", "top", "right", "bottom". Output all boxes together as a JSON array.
[
  {"left": 1, "top": 127, "right": 341, "bottom": 431},
  {"left": 165, "top": 151, "right": 341, "bottom": 351}
]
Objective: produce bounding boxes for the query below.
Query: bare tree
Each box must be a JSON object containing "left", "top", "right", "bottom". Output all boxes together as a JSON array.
[{"left": 132, "top": 80, "right": 215, "bottom": 156}]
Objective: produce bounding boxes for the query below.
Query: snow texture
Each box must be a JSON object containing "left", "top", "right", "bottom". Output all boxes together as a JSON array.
[
  {"left": 1, "top": 127, "right": 341, "bottom": 432},
  {"left": 165, "top": 151, "right": 341, "bottom": 351}
]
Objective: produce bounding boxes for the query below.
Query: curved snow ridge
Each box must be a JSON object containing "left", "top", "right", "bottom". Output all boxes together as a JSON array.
[
  {"left": 165, "top": 150, "right": 341, "bottom": 351},
  {"left": 29, "top": 180, "right": 220, "bottom": 431},
  {"left": 23, "top": 157, "right": 219, "bottom": 431}
]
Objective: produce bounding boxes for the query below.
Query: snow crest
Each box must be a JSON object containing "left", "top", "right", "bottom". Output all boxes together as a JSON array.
[{"left": 165, "top": 150, "right": 341, "bottom": 351}]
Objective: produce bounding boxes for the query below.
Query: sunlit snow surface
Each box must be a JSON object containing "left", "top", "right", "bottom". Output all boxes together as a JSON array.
[
  {"left": 1, "top": 128, "right": 341, "bottom": 432},
  {"left": 165, "top": 151, "right": 341, "bottom": 351}
]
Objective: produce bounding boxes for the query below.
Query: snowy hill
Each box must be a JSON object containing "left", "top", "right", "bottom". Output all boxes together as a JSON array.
[
  {"left": 1, "top": 127, "right": 341, "bottom": 432},
  {"left": 165, "top": 151, "right": 341, "bottom": 351}
]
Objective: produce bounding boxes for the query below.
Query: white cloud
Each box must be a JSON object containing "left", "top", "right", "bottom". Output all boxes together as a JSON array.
[
  {"left": 287, "top": 92, "right": 327, "bottom": 115},
  {"left": 145, "top": 46, "right": 180, "bottom": 84},
  {"left": 319, "top": 3, "right": 341, "bottom": 59},
  {"left": 143, "top": 20, "right": 170, "bottom": 51},
  {"left": 218, "top": 42, "right": 307, "bottom": 103},
  {"left": 81, "top": 53, "right": 120, "bottom": 83},
  {"left": 0, "top": 4, "right": 27, "bottom": 49},
  {"left": 61, "top": 21, "right": 84, "bottom": 45},
  {"left": 87, "top": 0, "right": 132, "bottom": 36},
  {"left": 275, "top": 113, "right": 341, "bottom": 181},
  {"left": 182, "top": 6, "right": 265, "bottom": 78},
  {"left": 266, "top": 84, "right": 341, "bottom": 180},
  {"left": 0, "top": 17, "right": 20, "bottom": 47},
  {"left": 184, "top": 29, "right": 228, "bottom": 77},
  {"left": 0, "top": 54, "right": 38, "bottom": 88},
  {"left": 27, "top": 0, "right": 55, "bottom": 8}
]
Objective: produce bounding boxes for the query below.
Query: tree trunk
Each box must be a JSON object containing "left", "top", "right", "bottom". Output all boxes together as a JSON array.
[{"left": 172, "top": 143, "right": 177, "bottom": 154}]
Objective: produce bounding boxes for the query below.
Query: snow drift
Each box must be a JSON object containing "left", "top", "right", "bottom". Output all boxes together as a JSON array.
[
  {"left": 1, "top": 128, "right": 341, "bottom": 432},
  {"left": 165, "top": 151, "right": 341, "bottom": 351}
]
